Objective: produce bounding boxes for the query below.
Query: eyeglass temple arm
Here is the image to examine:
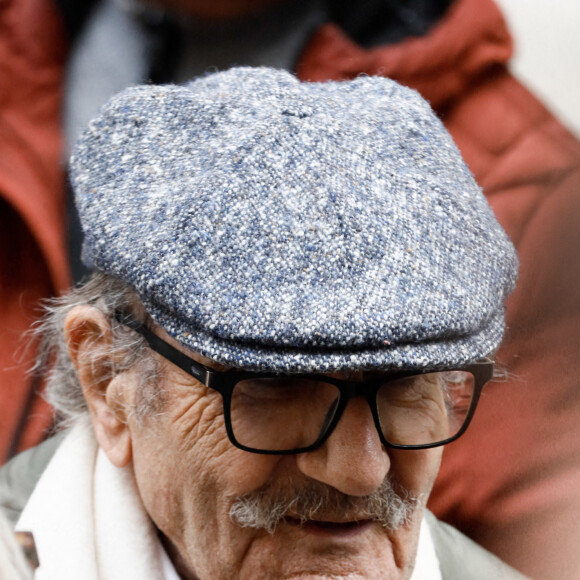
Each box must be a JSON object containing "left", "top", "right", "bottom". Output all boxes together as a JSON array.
[{"left": 114, "top": 311, "right": 210, "bottom": 385}]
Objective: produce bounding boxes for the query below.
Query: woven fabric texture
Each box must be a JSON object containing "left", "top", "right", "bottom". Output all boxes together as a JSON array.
[{"left": 71, "top": 67, "right": 517, "bottom": 371}]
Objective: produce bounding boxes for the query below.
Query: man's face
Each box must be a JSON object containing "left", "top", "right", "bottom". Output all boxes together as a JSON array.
[{"left": 124, "top": 337, "right": 443, "bottom": 580}]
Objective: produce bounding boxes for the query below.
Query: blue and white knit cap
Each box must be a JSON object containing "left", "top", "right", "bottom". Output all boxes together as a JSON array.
[{"left": 70, "top": 67, "right": 518, "bottom": 372}]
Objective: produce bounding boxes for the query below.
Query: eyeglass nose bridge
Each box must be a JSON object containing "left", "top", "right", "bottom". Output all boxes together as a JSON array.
[{"left": 305, "top": 380, "right": 386, "bottom": 453}]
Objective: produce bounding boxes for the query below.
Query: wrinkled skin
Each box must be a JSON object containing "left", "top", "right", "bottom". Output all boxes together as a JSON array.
[{"left": 66, "top": 306, "right": 443, "bottom": 579}]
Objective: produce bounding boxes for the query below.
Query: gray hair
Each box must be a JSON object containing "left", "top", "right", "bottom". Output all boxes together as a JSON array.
[{"left": 34, "top": 272, "right": 159, "bottom": 427}]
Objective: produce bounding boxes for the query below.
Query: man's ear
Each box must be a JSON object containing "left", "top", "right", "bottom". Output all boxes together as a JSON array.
[{"left": 64, "top": 305, "right": 133, "bottom": 468}]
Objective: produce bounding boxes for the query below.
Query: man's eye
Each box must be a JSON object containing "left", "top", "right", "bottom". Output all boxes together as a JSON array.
[{"left": 235, "top": 378, "right": 297, "bottom": 401}]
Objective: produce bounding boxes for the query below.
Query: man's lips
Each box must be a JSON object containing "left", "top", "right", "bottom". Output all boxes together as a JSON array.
[{"left": 285, "top": 516, "right": 375, "bottom": 537}]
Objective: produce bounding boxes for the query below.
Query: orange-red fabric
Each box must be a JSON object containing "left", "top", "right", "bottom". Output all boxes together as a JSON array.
[
  {"left": 0, "top": 0, "right": 69, "bottom": 460},
  {"left": 297, "top": 0, "right": 580, "bottom": 578},
  {"left": 2, "top": 0, "right": 579, "bottom": 577}
]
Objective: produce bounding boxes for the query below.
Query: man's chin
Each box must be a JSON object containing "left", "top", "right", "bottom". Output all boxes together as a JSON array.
[{"left": 235, "top": 518, "right": 418, "bottom": 580}]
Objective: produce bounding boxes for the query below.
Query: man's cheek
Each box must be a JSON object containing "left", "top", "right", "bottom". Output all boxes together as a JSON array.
[
  {"left": 389, "top": 448, "right": 442, "bottom": 496},
  {"left": 161, "top": 385, "right": 228, "bottom": 456}
]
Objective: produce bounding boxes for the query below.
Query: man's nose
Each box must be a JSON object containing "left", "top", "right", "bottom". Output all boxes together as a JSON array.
[{"left": 295, "top": 397, "right": 390, "bottom": 496}]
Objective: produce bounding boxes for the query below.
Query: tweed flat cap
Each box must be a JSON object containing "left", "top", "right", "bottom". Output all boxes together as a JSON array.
[{"left": 71, "top": 67, "right": 517, "bottom": 372}]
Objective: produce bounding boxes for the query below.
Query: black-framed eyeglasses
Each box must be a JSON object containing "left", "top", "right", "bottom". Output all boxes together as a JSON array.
[{"left": 115, "top": 311, "right": 493, "bottom": 455}]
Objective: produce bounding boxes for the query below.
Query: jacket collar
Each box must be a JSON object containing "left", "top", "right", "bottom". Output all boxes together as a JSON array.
[{"left": 296, "top": 0, "right": 513, "bottom": 110}]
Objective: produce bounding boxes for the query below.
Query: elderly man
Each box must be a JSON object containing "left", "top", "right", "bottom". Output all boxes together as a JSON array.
[{"left": 14, "top": 68, "right": 523, "bottom": 579}]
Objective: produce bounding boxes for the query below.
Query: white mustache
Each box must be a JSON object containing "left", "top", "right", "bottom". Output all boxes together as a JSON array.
[{"left": 230, "top": 477, "right": 423, "bottom": 534}]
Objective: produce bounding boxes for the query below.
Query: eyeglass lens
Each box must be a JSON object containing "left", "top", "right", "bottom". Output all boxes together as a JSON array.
[{"left": 229, "top": 371, "right": 476, "bottom": 452}]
